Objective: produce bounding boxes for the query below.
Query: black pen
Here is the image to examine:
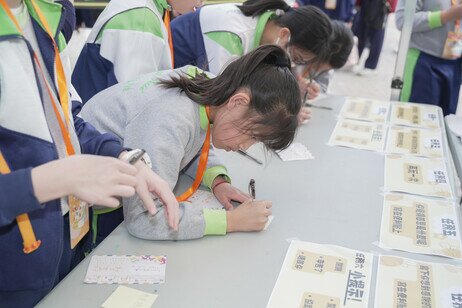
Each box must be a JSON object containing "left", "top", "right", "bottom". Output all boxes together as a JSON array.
[
  {"left": 249, "top": 179, "right": 256, "bottom": 199},
  {"left": 238, "top": 149, "right": 263, "bottom": 165},
  {"left": 304, "top": 102, "right": 333, "bottom": 110}
]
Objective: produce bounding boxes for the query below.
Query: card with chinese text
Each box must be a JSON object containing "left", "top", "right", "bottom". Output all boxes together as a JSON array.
[
  {"left": 385, "top": 126, "right": 444, "bottom": 158},
  {"left": 84, "top": 255, "right": 166, "bottom": 284},
  {"left": 380, "top": 194, "right": 461, "bottom": 259},
  {"left": 340, "top": 97, "right": 390, "bottom": 123},
  {"left": 390, "top": 102, "right": 440, "bottom": 129},
  {"left": 267, "top": 241, "right": 373, "bottom": 308},
  {"left": 328, "top": 119, "right": 387, "bottom": 152},
  {"left": 375, "top": 255, "right": 462, "bottom": 308},
  {"left": 384, "top": 155, "right": 453, "bottom": 199}
]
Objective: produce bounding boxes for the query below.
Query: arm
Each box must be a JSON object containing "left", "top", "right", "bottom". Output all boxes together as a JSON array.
[
  {"left": 71, "top": 86, "right": 125, "bottom": 158},
  {"left": 0, "top": 169, "right": 41, "bottom": 226},
  {"left": 395, "top": 0, "right": 461, "bottom": 32},
  {"left": 97, "top": 7, "right": 172, "bottom": 83}
]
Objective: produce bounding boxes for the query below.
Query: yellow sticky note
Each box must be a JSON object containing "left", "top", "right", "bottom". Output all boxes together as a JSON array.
[{"left": 101, "top": 286, "right": 158, "bottom": 308}]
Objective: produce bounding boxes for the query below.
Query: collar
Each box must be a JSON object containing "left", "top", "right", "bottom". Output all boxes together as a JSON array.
[{"left": 253, "top": 10, "right": 276, "bottom": 50}]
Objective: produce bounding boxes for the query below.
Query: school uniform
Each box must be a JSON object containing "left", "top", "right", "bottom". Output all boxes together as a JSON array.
[
  {"left": 396, "top": 0, "right": 462, "bottom": 115},
  {"left": 80, "top": 67, "right": 232, "bottom": 240},
  {"left": 172, "top": 4, "right": 275, "bottom": 75},
  {"left": 72, "top": 0, "right": 173, "bottom": 106},
  {"left": 296, "top": 0, "right": 355, "bottom": 22},
  {"left": 0, "top": 0, "right": 125, "bottom": 306}
]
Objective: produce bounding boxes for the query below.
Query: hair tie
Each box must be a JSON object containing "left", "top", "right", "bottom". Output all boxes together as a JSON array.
[
  {"left": 274, "top": 57, "right": 291, "bottom": 70},
  {"left": 275, "top": 9, "right": 285, "bottom": 16}
]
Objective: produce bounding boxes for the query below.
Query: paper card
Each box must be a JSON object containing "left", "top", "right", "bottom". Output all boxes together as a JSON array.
[
  {"left": 328, "top": 119, "right": 387, "bottom": 152},
  {"left": 185, "top": 190, "right": 223, "bottom": 210},
  {"left": 380, "top": 194, "right": 462, "bottom": 259},
  {"left": 101, "top": 286, "right": 158, "bottom": 308},
  {"left": 85, "top": 255, "right": 166, "bottom": 284},
  {"left": 340, "top": 97, "right": 391, "bottom": 123},
  {"left": 385, "top": 126, "right": 444, "bottom": 158},
  {"left": 384, "top": 155, "right": 453, "bottom": 199},
  {"left": 375, "top": 255, "right": 462, "bottom": 308},
  {"left": 276, "top": 143, "right": 314, "bottom": 161},
  {"left": 267, "top": 241, "right": 373, "bottom": 308},
  {"left": 69, "top": 195, "right": 90, "bottom": 249},
  {"left": 390, "top": 102, "right": 440, "bottom": 129}
]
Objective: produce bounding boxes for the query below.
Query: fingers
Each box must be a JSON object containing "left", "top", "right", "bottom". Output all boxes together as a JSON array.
[
  {"left": 136, "top": 182, "right": 158, "bottom": 215},
  {"left": 231, "top": 190, "right": 251, "bottom": 203},
  {"left": 221, "top": 198, "right": 234, "bottom": 211},
  {"left": 115, "top": 173, "right": 138, "bottom": 187},
  {"left": 115, "top": 159, "right": 138, "bottom": 175},
  {"left": 111, "top": 185, "right": 136, "bottom": 198},
  {"left": 98, "top": 197, "right": 121, "bottom": 208}
]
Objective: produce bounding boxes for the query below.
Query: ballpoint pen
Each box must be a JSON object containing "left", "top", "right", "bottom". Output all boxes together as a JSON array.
[
  {"left": 248, "top": 179, "right": 256, "bottom": 199},
  {"left": 238, "top": 149, "right": 263, "bottom": 165}
]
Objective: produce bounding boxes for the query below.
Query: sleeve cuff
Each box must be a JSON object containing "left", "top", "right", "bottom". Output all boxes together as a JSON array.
[
  {"left": 203, "top": 209, "right": 227, "bottom": 235},
  {"left": 428, "top": 11, "right": 442, "bottom": 29},
  {"left": 203, "top": 165, "right": 231, "bottom": 189},
  {"left": 97, "top": 136, "right": 126, "bottom": 158}
]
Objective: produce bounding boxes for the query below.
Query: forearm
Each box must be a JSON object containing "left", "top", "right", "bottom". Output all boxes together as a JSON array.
[{"left": 31, "top": 159, "right": 71, "bottom": 203}]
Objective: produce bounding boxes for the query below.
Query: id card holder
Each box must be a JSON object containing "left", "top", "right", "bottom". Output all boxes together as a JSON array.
[
  {"left": 325, "top": 0, "right": 337, "bottom": 9},
  {"left": 442, "top": 31, "right": 462, "bottom": 59},
  {"left": 69, "top": 195, "right": 90, "bottom": 248}
]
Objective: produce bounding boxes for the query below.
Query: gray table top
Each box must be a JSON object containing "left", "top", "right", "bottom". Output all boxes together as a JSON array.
[{"left": 38, "top": 96, "right": 462, "bottom": 308}]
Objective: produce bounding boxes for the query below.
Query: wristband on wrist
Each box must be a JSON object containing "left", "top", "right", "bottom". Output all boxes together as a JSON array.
[{"left": 212, "top": 179, "right": 228, "bottom": 193}]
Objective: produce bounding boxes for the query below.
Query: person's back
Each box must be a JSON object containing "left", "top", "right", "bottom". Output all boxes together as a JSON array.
[{"left": 71, "top": 0, "right": 171, "bottom": 107}]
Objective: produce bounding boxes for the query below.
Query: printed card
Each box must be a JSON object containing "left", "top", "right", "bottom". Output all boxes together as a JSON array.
[
  {"left": 375, "top": 255, "right": 462, "bottom": 308},
  {"left": 267, "top": 241, "right": 373, "bottom": 308},
  {"left": 328, "top": 119, "right": 387, "bottom": 152},
  {"left": 385, "top": 126, "right": 444, "bottom": 158},
  {"left": 340, "top": 97, "right": 390, "bottom": 123},
  {"left": 390, "top": 102, "right": 440, "bottom": 129},
  {"left": 384, "top": 155, "right": 453, "bottom": 199},
  {"left": 85, "top": 255, "right": 166, "bottom": 284},
  {"left": 380, "top": 194, "right": 461, "bottom": 259}
]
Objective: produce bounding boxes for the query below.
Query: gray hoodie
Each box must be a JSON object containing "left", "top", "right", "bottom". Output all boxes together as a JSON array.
[{"left": 80, "top": 67, "right": 230, "bottom": 240}]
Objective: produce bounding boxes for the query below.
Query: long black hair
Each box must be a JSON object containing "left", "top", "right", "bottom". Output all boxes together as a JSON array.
[
  {"left": 238, "top": 0, "right": 333, "bottom": 65},
  {"left": 160, "top": 45, "right": 301, "bottom": 151}
]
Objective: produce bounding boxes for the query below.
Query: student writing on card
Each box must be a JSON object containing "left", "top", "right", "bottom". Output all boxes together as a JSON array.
[{"left": 80, "top": 45, "right": 300, "bottom": 240}]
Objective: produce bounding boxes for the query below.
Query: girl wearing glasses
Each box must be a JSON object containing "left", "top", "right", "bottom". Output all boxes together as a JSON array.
[
  {"left": 171, "top": 0, "right": 332, "bottom": 122},
  {"left": 79, "top": 45, "right": 300, "bottom": 240}
]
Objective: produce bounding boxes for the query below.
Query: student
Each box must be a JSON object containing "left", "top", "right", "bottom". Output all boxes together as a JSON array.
[
  {"left": 72, "top": 0, "right": 202, "bottom": 106},
  {"left": 0, "top": 0, "right": 178, "bottom": 306},
  {"left": 172, "top": 0, "right": 332, "bottom": 75},
  {"left": 80, "top": 45, "right": 300, "bottom": 240},
  {"left": 171, "top": 0, "right": 331, "bottom": 124},
  {"left": 396, "top": 0, "right": 462, "bottom": 115},
  {"left": 298, "top": 20, "right": 354, "bottom": 100}
]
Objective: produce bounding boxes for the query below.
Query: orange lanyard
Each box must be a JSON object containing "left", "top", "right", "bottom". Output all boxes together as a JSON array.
[
  {"left": 452, "top": 0, "right": 461, "bottom": 31},
  {"left": 0, "top": 0, "right": 76, "bottom": 253},
  {"left": 0, "top": 0, "right": 75, "bottom": 156},
  {"left": 176, "top": 106, "right": 211, "bottom": 202},
  {"left": 163, "top": 9, "right": 174, "bottom": 67}
]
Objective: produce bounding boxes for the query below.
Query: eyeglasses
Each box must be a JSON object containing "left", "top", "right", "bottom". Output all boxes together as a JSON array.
[{"left": 287, "top": 46, "right": 317, "bottom": 67}]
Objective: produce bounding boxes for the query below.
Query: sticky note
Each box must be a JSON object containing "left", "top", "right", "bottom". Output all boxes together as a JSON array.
[{"left": 101, "top": 286, "right": 158, "bottom": 308}]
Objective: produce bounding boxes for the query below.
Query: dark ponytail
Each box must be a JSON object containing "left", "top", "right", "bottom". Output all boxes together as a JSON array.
[
  {"left": 238, "top": 0, "right": 290, "bottom": 17},
  {"left": 160, "top": 45, "right": 301, "bottom": 151}
]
